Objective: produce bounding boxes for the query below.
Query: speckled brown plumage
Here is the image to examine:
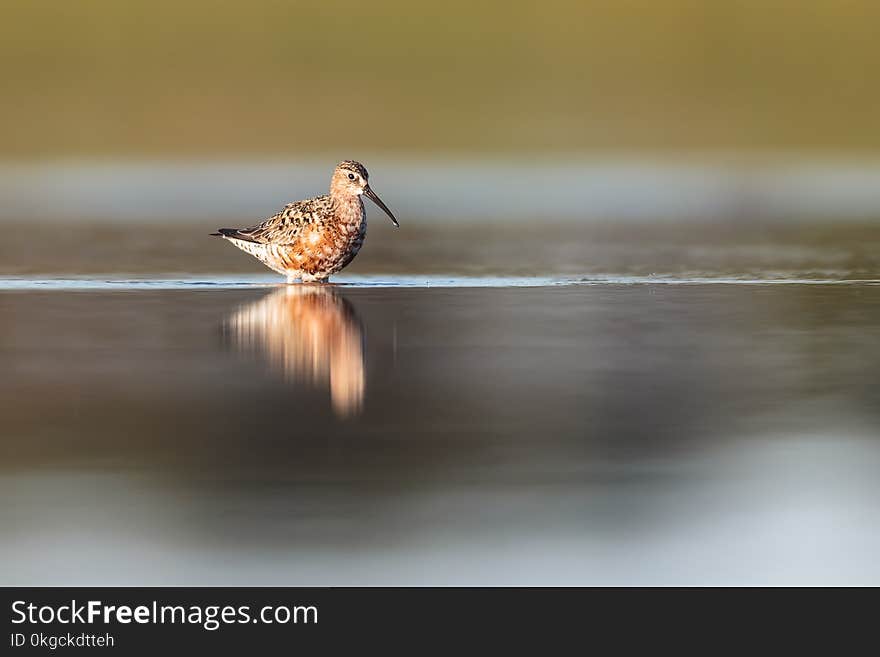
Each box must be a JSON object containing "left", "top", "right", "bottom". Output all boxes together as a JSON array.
[{"left": 213, "top": 160, "right": 399, "bottom": 282}]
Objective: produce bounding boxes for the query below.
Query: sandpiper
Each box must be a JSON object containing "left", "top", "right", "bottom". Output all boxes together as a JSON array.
[{"left": 212, "top": 160, "right": 399, "bottom": 282}]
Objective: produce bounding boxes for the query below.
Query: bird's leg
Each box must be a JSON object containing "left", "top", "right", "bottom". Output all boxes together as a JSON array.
[{"left": 300, "top": 273, "right": 330, "bottom": 284}]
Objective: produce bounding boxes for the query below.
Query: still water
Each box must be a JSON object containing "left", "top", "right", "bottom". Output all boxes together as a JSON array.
[{"left": 1, "top": 280, "right": 879, "bottom": 585}]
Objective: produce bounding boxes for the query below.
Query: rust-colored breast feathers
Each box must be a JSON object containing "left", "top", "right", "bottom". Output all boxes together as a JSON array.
[{"left": 223, "top": 193, "right": 366, "bottom": 281}]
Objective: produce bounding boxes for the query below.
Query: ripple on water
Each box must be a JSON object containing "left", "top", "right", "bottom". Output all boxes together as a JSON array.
[{"left": 0, "top": 273, "right": 877, "bottom": 290}]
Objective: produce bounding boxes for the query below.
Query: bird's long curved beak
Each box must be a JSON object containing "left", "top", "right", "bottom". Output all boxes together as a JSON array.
[{"left": 364, "top": 186, "right": 400, "bottom": 227}]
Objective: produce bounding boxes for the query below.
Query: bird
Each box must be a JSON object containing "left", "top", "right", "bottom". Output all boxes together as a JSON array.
[{"left": 212, "top": 160, "right": 399, "bottom": 283}]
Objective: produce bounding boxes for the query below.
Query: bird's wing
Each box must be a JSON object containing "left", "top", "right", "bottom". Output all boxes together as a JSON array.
[{"left": 216, "top": 196, "right": 328, "bottom": 244}]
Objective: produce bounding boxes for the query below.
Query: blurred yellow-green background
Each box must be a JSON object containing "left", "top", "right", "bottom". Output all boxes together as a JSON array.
[
  {"left": 2, "top": 1, "right": 880, "bottom": 279},
  {"left": 2, "top": 0, "right": 879, "bottom": 157}
]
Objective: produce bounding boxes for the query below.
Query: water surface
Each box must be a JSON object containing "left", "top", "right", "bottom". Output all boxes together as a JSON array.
[{"left": 2, "top": 281, "right": 879, "bottom": 584}]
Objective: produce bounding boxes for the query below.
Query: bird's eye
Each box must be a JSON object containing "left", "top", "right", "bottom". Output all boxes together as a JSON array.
[{"left": 348, "top": 173, "right": 355, "bottom": 180}]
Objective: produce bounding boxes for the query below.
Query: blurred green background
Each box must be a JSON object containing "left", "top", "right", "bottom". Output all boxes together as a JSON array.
[
  {"left": 2, "top": 1, "right": 879, "bottom": 278},
  {"left": 2, "top": 0, "right": 878, "bottom": 157}
]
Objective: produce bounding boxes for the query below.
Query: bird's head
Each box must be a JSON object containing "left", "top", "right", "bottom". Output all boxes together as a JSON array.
[{"left": 330, "top": 160, "right": 399, "bottom": 227}]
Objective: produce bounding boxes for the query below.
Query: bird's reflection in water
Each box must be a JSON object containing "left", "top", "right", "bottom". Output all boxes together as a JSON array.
[{"left": 225, "top": 286, "right": 365, "bottom": 417}]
